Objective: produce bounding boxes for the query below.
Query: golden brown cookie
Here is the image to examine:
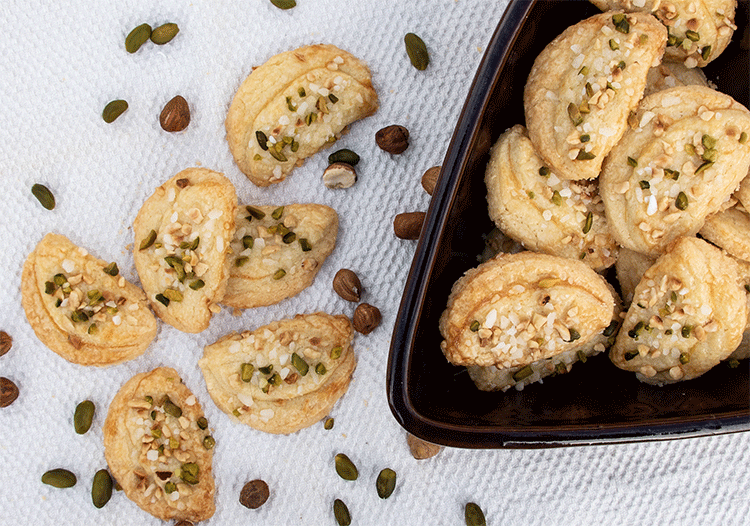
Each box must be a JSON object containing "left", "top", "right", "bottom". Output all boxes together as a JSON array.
[
  {"left": 439, "top": 252, "right": 616, "bottom": 369},
  {"left": 133, "top": 168, "right": 237, "bottom": 333},
  {"left": 226, "top": 44, "right": 378, "bottom": 186},
  {"left": 615, "top": 246, "right": 657, "bottom": 305},
  {"left": 609, "top": 237, "right": 746, "bottom": 384},
  {"left": 699, "top": 204, "right": 750, "bottom": 262},
  {"left": 103, "top": 367, "right": 216, "bottom": 522},
  {"left": 600, "top": 86, "right": 750, "bottom": 255},
  {"left": 467, "top": 302, "right": 621, "bottom": 392},
  {"left": 21, "top": 233, "right": 156, "bottom": 366},
  {"left": 199, "top": 313, "right": 356, "bottom": 434},
  {"left": 485, "top": 125, "right": 619, "bottom": 270},
  {"left": 223, "top": 204, "right": 338, "bottom": 309},
  {"left": 589, "top": 0, "right": 737, "bottom": 67},
  {"left": 643, "top": 61, "right": 708, "bottom": 96},
  {"left": 524, "top": 11, "right": 667, "bottom": 180}
]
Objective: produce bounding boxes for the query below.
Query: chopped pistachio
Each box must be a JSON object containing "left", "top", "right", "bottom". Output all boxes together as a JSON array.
[
  {"left": 273, "top": 269, "right": 286, "bottom": 280},
  {"left": 679, "top": 353, "right": 690, "bottom": 364},
  {"left": 71, "top": 310, "right": 89, "bottom": 323},
  {"left": 685, "top": 143, "right": 697, "bottom": 156},
  {"left": 163, "top": 288, "right": 183, "bottom": 302},
  {"left": 624, "top": 350, "right": 638, "bottom": 361},
  {"left": 567, "top": 102, "right": 583, "bottom": 126},
  {"left": 282, "top": 232, "right": 296, "bottom": 244},
  {"left": 701, "top": 46, "right": 712, "bottom": 61},
  {"left": 103, "top": 262, "right": 119, "bottom": 276},
  {"left": 639, "top": 180, "right": 650, "bottom": 190},
  {"left": 256, "top": 131, "right": 268, "bottom": 150},
  {"left": 685, "top": 30, "right": 700, "bottom": 41},
  {"left": 576, "top": 150, "right": 596, "bottom": 160},
  {"left": 579, "top": 66, "right": 589, "bottom": 76},
  {"left": 44, "top": 281, "right": 56, "bottom": 294},
  {"left": 740, "top": 132, "right": 748, "bottom": 144},
  {"left": 627, "top": 156, "right": 637, "bottom": 167},
  {"left": 259, "top": 365, "right": 273, "bottom": 375},
  {"left": 241, "top": 363, "right": 254, "bottom": 382},
  {"left": 328, "top": 93, "right": 339, "bottom": 103},
  {"left": 242, "top": 235, "right": 254, "bottom": 249},
  {"left": 580, "top": 134, "right": 590, "bottom": 143},
  {"left": 612, "top": 13, "right": 629, "bottom": 33},
  {"left": 609, "top": 38, "right": 619, "bottom": 50},
  {"left": 538, "top": 166, "right": 550, "bottom": 177},
  {"left": 164, "top": 482, "right": 176, "bottom": 494},
  {"left": 235, "top": 256, "right": 249, "bottom": 267},
  {"left": 628, "top": 321, "right": 645, "bottom": 339},
  {"left": 330, "top": 346, "right": 343, "bottom": 360},
  {"left": 156, "top": 294, "right": 171, "bottom": 307},
  {"left": 299, "top": 238, "right": 312, "bottom": 252},
  {"left": 315, "top": 363, "right": 327, "bottom": 375},
  {"left": 189, "top": 279, "right": 205, "bottom": 290},
  {"left": 246, "top": 206, "right": 266, "bottom": 220},
  {"left": 469, "top": 321, "right": 480, "bottom": 332},
  {"left": 664, "top": 168, "right": 680, "bottom": 180},
  {"left": 583, "top": 211, "right": 593, "bottom": 234},
  {"left": 568, "top": 328, "right": 581, "bottom": 342},
  {"left": 551, "top": 191, "right": 563, "bottom": 206},
  {"left": 140, "top": 230, "right": 157, "bottom": 250},
  {"left": 286, "top": 96, "right": 297, "bottom": 112},
  {"left": 53, "top": 273, "right": 67, "bottom": 286},
  {"left": 681, "top": 325, "right": 692, "bottom": 338},
  {"left": 197, "top": 416, "right": 208, "bottom": 430},
  {"left": 180, "top": 463, "right": 199, "bottom": 485},
  {"left": 512, "top": 365, "right": 533, "bottom": 382},
  {"left": 87, "top": 323, "right": 98, "bottom": 335},
  {"left": 253, "top": 153, "right": 262, "bottom": 161},
  {"left": 298, "top": 87, "right": 306, "bottom": 97},
  {"left": 163, "top": 397, "right": 182, "bottom": 418},
  {"left": 675, "top": 192, "right": 689, "bottom": 210},
  {"left": 268, "top": 373, "right": 281, "bottom": 386},
  {"left": 292, "top": 353, "right": 309, "bottom": 376},
  {"left": 577, "top": 350, "right": 587, "bottom": 363},
  {"left": 203, "top": 436, "right": 215, "bottom": 450}
]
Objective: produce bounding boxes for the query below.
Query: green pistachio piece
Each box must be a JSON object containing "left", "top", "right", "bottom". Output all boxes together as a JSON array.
[
  {"left": 31, "top": 183, "right": 55, "bottom": 210},
  {"left": 292, "top": 353, "right": 309, "bottom": 376},
  {"left": 125, "top": 23, "right": 152, "bottom": 53}
]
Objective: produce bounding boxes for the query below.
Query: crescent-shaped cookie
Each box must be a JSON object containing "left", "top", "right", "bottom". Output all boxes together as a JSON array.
[
  {"left": 21, "top": 233, "right": 156, "bottom": 366},
  {"left": 590, "top": 0, "right": 737, "bottom": 67},
  {"left": 226, "top": 44, "right": 378, "bottom": 186},
  {"left": 103, "top": 367, "right": 216, "bottom": 522},
  {"left": 524, "top": 11, "right": 667, "bottom": 180},
  {"left": 600, "top": 86, "right": 750, "bottom": 255},
  {"left": 643, "top": 61, "right": 708, "bottom": 96},
  {"left": 133, "top": 168, "right": 237, "bottom": 333},
  {"left": 485, "top": 124, "right": 619, "bottom": 270},
  {"left": 609, "top": 236, "right": 746, "bottom": 384},
  {"left": 439, "top": 252, "right": 616, "bottom": 368},
  {"left": 222, "top": 204, "right": 338, "bottom": 309},
  {"left": 700, "top": 204, "right": 750, "bottom": 262},
  {"left": 199, "top": 313, "right": 356, "bottom": 434}
]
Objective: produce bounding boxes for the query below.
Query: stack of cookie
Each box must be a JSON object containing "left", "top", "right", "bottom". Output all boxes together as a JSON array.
[{"left": 440, "top": 1, "right": 750, "bottom": 390}]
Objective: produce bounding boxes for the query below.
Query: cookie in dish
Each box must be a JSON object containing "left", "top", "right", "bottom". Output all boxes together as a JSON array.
[
  {"left": 485, "top": 124, "right": 619, "bottom": 271},
  {"left": 609, "top": 236, "right": 746, "bottom": 384},
  {"left": 589, "top": 0, "right": 737, "bottom": 68},
  {"left": 439, "top": 252, "right": 617, "bottom": 383},
  {"left": 524, "top": 11, "right": 667, "bottom": 180},
  {"left": 600, "top": 85, "right": 750, "bottom": 255}
]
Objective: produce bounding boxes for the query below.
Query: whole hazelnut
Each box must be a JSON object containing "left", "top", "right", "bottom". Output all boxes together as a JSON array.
[
  {"left": 323, "top": 163, "right": 357, "bottom": 189},
  {"left": 393, "top": 212, "right": 426, "bottom": 240},
  {"left": 352, "top": 303, "right": 381, "bottom": 335},
  {"left": 406, "top": 433, "right": 442, "bottom": 459},
  {"left": 333, "top": 269, "right": 362, "bottom": 302},
  {"left": 376, "top": 125, "right": 409, "bottom": 154},
  {"left": 160, "top": 95, "right": 191, "bottom": 132},
  {"left": 421, "top": 166, "right": 440, "bottom": 195}
]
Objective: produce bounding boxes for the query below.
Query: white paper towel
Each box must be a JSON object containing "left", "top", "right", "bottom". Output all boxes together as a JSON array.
[{"left": 1, "top": 1, "right": 749, "bottom": 525}]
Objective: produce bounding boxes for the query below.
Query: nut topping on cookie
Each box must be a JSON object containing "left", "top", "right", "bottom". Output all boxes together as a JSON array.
[{"left": 226, "top": 44, "right": 378, "bottom": 186}]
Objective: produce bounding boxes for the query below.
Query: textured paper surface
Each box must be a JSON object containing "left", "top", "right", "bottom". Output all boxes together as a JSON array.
[{"left": 1, "top": 1, "right": 749, "bottom": 525}]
